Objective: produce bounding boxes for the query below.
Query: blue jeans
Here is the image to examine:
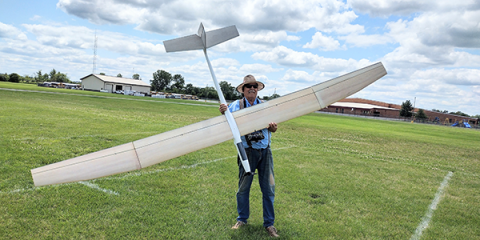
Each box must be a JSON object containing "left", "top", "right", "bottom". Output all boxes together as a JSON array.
[{"left": 236, "top": 146, "right": 275, "bottom": 227}]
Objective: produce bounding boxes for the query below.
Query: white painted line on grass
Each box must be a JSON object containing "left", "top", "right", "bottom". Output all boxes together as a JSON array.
[
  {"left": 0, "top": 188, "right": 34, "bottom": 194},
  {"left": 79, "top": 181, "right": 119, "bottom": 195},
  {"left": 410, "top": 171, "right": 453, "bottom": 240}
]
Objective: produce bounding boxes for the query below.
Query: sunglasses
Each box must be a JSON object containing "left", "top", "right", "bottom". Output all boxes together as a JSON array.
[{"left": 244, "top": 84, "right": 258, "bottom": 89}]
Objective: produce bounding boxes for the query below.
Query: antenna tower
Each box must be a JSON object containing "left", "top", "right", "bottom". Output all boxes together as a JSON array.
[{"left": 92, "top": 30, "right": 98, "bottom": 74}]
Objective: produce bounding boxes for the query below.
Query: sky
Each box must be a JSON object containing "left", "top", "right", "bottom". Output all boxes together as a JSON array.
[{"left": 1, "top": 0, "right": 479, "bottom": 116}]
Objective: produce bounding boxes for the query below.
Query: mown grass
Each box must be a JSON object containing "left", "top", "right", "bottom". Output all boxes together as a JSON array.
[{"left": 1, "top": 82, "right": 479, "bottom": 239}]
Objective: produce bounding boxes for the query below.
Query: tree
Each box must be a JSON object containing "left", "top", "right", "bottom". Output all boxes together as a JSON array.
[
  {"left": 117, "top": 73, "right": 122, "bottom": 78},
  {"left": 132, "top": 73, "right": 140, "bottom": 80},
  {"left": 185, "top": 83, "right": 195, "bottom": 95},
  {"left": 172, "top": 74, "right": 185, "bottom": 92},
  {"left": 0, "top": 73, "right": 8, "bottom": 82},
  {"left": 270, "top": 93, "right": 281, "bottom": 99},
  {"left": 450, "top": 111, "right": 470, "bottom": 117},
  {"left": 416, "top": 109, "right": 428, "bottom": 120},
  {"left": 219, "top": 81, "right": 240, "bottom": 100},
  {"left": 49, "top": 69, "right": 57, "bottom": 81},
  {"left": 35, "top": 70, "right": 46, "bottom": 82},
  {"left": 99, "top": 73, "right": 106, "bottom": 75},
  {"left": 400, "top": 100, "right": 413, "bottom": 118},
  {"left": 8, "top": 73, "right": 20, "bottom": 83},
  {"left": 198, "top": 86, "right": 218, "bottom": 99},
  {"left": 56, "top": 73, "right": 70, "bottom": 83},
  {"left": 263, "top": 93, "right": 281, "bottom": 100},
  {"left": 151, "top": 70, "right": 172, "bottom": 92},
  {"left": 22, "top": 75, "right": 34, "bottom": 83}
]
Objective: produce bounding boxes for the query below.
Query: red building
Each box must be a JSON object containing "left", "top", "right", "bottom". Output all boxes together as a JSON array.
[{"left": 320, "top": 98, "right": 478, "bottom": 126}]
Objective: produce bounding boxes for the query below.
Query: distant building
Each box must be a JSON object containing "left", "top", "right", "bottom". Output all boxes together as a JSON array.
[
  {"left": 321, "top": 98, "right": 478, "bottom": 126},
  {"left": 80, "top": 74, "right": 150, "bottom": 93}
]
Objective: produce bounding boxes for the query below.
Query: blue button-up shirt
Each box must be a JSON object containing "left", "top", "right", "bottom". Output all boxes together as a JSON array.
[{"left": 228, "top": 98, "right": 271, "bottom": 149}]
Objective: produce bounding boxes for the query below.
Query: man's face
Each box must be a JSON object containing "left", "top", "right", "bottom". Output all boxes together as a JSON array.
[{"left": 243, "top": 84, "right": 258, "bottom": 99}]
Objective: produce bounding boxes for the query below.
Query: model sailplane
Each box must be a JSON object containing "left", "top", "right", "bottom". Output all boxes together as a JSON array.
[{"left": 30, "top": 24, "right": 387, "bottom": 187}]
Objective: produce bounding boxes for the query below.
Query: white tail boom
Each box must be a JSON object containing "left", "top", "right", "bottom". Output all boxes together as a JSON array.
[{"left": 164, "top": 23, "right": 252, "bottom": 175}]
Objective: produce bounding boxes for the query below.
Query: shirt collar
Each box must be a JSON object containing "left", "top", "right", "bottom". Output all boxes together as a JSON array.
[{"left": 244, "top": 98, "right": 259, "bottom": 107}]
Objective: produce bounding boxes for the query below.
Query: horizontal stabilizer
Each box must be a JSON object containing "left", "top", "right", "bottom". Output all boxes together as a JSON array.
[
  {"left": 163, "top": 24, "right": 239, "bottom": 52},
  {"left": 31, "top": 62, "right": 386, "bottom": 186},
  {"left": 204, "top": 25, "right": 239, "bottom": 49},
  {"left": 163, "top": 34, "right": 205, "bottom": 52}
]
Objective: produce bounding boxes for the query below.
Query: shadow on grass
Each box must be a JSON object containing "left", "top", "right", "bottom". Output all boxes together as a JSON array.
[{"left": 229, "top": 224, "right": 294, "bottom": 239}]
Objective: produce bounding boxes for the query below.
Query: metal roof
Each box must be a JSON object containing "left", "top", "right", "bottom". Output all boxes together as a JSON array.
[
  {"left": 81, "top": 74, "right": 150, "bottom": 87},
  {"left": 329, "top": 102, "right": 398, "bottom": 110}
]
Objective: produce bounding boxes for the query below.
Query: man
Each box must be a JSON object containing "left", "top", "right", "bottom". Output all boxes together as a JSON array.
[{"left": 219, "top": 75, "right": 279, "bottom": 237}]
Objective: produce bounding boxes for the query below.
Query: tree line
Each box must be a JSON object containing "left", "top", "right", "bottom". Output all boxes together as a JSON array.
[
  {"left": 400, "top": 100, "right": 479, "bottom": 119},
  {"left": 149, "top": 69, "right": 282, "bottom": 101},
  {"left": 0, "top": 69, "right": 73, "bottom": 84},
  {"left": 150, "top": 69, "right": 244, "bottom": 101},
  {"left": 1, "top": 68, "right": 281, "bottom": 101}
]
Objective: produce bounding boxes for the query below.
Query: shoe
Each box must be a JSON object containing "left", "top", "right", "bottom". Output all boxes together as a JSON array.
[
  {"left": 265, "top": 225, "right": 279, "bottom": 237},
  {"left": 231, "top": 221, "right": 246, "bottom": 229}
]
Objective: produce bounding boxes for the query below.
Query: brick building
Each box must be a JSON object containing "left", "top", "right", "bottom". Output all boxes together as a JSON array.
[{"left": 320, "top": 98, "right": 478, "bottom": 126}]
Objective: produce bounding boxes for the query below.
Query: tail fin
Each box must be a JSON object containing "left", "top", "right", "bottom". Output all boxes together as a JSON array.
[{"left": 163, "top": 23, "right": 239, "bottom": 52}]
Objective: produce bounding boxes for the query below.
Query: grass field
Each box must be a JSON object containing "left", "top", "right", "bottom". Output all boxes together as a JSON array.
[{"left": 1, "top": 82, "right": 479, "bottom": 239}]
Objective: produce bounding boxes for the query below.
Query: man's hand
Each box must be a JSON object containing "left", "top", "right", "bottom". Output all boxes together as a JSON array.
[
  {"left": 219, "top": 103, "right": 228, "bottom": 115},
  {"left": 268, "top": 122, "right": 278, "bottom": 133}
]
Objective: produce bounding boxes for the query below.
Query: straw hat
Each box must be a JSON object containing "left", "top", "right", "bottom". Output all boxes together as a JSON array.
[{"left": 236, "top": 75, "right": 265, "bottom": 93}]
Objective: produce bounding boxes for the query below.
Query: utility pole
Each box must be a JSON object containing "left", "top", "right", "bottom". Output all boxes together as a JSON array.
[
  {"left": 412, "top": 97, "right": 416, "bottom": 123},
  {"left": 92, "top": 30, "right": 98, "bottom": 74}
]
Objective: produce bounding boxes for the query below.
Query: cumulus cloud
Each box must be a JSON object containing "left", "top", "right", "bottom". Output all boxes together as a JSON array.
[
  {"left": 340, "top": 33, "right": 394, "bottom": 48},
  {"left": 252, "top": 46, "right": 372, "bottom": 72},
  {"left": 162, "top": 60, "right": 282, "bottom": 89},
  {"left": 57, "top": 0, "right": 363, "bottom": 35},
  {"left": 348, "top": 0, "right": 480, "bottom": 17},
  {"left": 239, "top": 63, "right": 280, "bottom": 74},
  {"left": 281, "top": 69, "right": 318, "bottom": 83},
  {"left": 21, "top": 24, "right": 167, "bottom": 57},
  {"left": 0, "top": 22, "right": 27, "bottom": 40},
  {"left": 348, "top": 0, "right": 431, "bottom": 17},
  {"left": 413, "top": 11, "right": 480, "bottom": 49},
  {"left": 1, "top": 23, "right": 175, "bottom": 82},
  {"left": 411, "top": 68, "right": 480, "bottom": 86},
  {"left": 303, "top": 32, "right": 342, "bottom": 51},
  {"left": 381, "top": 9, "right": 480, "bottom": 70},
  {"left": 56, "top": 0, "right": 148, "bottom": 25},
  {"left": 349, "top": 0, "right": 480, "bottom": 72}
]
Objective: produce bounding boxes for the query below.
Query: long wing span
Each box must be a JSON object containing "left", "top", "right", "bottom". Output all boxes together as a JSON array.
[
  {"left": 163, "top": 24, "right": 239, "bottom": 52},
  {"left": 31, "top": 62, "right": 386, "bottom": 186}
]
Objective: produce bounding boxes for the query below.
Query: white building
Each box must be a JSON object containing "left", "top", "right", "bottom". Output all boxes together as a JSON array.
[{"left": 80, "top": 74, "right": 151, "bottom": 93}]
